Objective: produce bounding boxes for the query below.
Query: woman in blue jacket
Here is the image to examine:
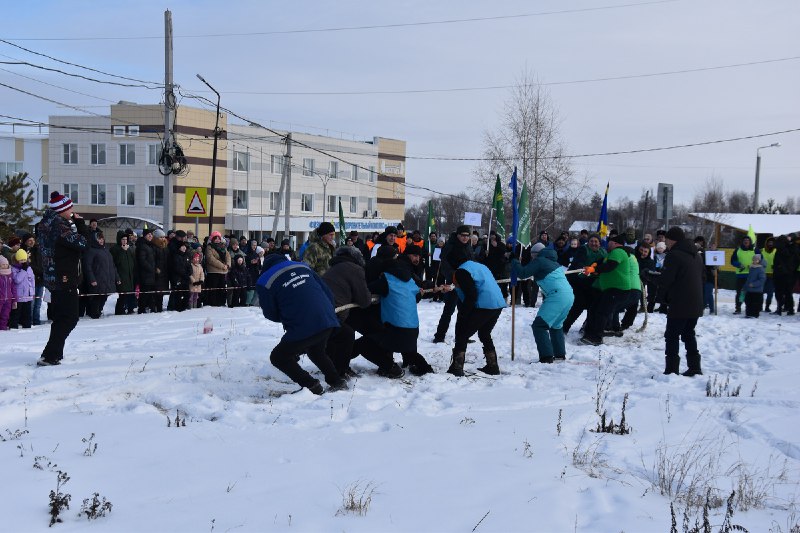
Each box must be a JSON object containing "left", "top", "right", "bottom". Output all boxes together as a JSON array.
[{"left": 512, "top": 244, "right": 575, "bottom": 363}]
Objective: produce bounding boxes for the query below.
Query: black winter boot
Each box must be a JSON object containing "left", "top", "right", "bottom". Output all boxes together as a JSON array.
[
  {"left": 478, "top": 350, "right": 500, "bottom": 375},
  {"left": 682, "top": 352, "right": 702, "bottom": 377},
  {"left": 408, "top": 353, "right": 435, "bottom": 376},
  {"left": 663, "top": 355, "right": 680, "bottom": 375},
  {"left": 447, "top": 351, "right": 466, "bottom": 377}
]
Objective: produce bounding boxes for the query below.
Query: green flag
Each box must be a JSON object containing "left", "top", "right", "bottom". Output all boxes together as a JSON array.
[
  {"left": 517, "top": 181, "right": 531, "bottom": 247},
  {"left": 492, "top": 174, "right": 506, "bottom": 241},
  {"left": 425, "top": 200, "right": 436, "bottom": 255},
  {"left": 338, "top": 199, "right": 347, "bottom": 246}
]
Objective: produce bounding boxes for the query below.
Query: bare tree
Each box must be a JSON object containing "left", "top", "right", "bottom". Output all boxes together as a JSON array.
[{"left": 472, "top": 70, "right": 587, "bottom": 238}]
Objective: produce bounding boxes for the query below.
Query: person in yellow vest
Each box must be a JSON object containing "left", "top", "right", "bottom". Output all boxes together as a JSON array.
[
  {"left": 731, "top": 235, "right": 761, "bottom": 315},
  {"left": 761, "top": 237, "right": 776, "bottom": 312}
]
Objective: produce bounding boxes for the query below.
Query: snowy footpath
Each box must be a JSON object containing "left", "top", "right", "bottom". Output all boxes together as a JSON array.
[{"left": 1, "top": 289, "right": 799, "bottom": 532}]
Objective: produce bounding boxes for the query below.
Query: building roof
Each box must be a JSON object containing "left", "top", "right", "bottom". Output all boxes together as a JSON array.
[{"left": 689, "top": 213, "right": 800, "bottom": 236}]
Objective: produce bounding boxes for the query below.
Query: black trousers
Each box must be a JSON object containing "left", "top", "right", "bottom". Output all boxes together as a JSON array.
[
  {"left": 585, "top": 288, "right": 625, "bottom": 341},
  {"left": 744, "top": 291, "right": 762, "bottom": 317},
  {"left": 115, "top": 293, "right": 137, "bottom": 315},
  {"left": 563, "top": 284, "right": 596, "bottom": 333},
  {"left": 205, "top": 273, "right": 227, "bottom": 307},
  {"left": 664, "top": 316, "right": 698, "bottom": 358},
  {"left": 345, "top": 308, "right": 395, "bottom": 371},
  {"left": 86, "top": 294, "right": 108, "bottom": 319},
  {"left": 454, "top": 307, "right": 502, "bottom": 353},
  {"left": 138, "top": 284, "right": 155, "bottom": 313},
  {"left": 327, "top": 321, "right": 356, "bottom": 375},
  {"left": 270, "top": 328, "right": 340, "bottom": 388},
  {"left": 434, "top": 290, "right": 459, "bottom": 339},
  {"left": 42, "top": 289, "right": 80, "bottom": 362},
  {"left": 8, "top": 301, "right": 32, "bottom": 329},
  {"left": 774, "top": 275, "right": 795, "bottom": 312}
]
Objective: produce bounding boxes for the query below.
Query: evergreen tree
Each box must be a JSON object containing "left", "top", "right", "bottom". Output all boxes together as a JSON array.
[{"left": 0, "top": 172, "right": 37, "bottom": 240}]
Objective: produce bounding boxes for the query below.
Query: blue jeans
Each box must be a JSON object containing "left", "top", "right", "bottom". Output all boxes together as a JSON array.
[
  {"left": 703, "top": 281, "right": 714, "bottom": 313},
  {"left": 32, "top": 284, "right": 44, "bottom": 325}
]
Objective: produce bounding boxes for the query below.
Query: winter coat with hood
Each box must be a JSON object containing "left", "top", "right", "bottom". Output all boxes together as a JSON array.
[
  {"left": 205, "top": 242, "right": 231, "bottom": 275},
  {"left": 773, "top": 236, "right": 800, "bottom": 281},
  {"left": 135, "top": 237, "right": 157, "bottom": 286},
  {"left": 0, "top": 257, "right": 16, "bottom": 305},
  {"left": 82, "top": 233, "right": 120, "bottom": 294},
  {"left": 303, "top": 230, "right": 335, "bottom": 275},
  {"left": 368, "top": 257, "right": 422, "bottom": 354},
  {"left": 12, "top": 261, "right": 35, "bottom": 303},
  {"left": 153, "top": 238, "right": 170, "bottom": 291},
  {"left": 484, "top": 238, "right": 507, "bottom": 278},
  {"left": 745, "top": 261, "right": 766, "bottom": 293},
  {"left": 36, "top": 208, "right": 89, "bottom": 291},
  {"left": 322, "top": 246, "right": 373, "bottom": 321},
  {"left": 256, "top": 255, "right": 339, "bottom": 342},
  {"left": 110, "top": 230, "right": 136, "bottom": 293},
  {"left": 511, "top": 248, "right": 573, "bottom": 328},
  {"left": 169, "top": 242, "right": 192, "bottom": 287},
  {"left": 21, "top": 237, "right": 44, "bottom": 285},
  {"left": 657, "top": 238, "right": 705, "bottom": 319},
  {"left": 228, "top": 256, "right": 249, "bottom": 288}
]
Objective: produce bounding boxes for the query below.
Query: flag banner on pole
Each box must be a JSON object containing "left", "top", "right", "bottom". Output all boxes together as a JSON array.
[
  {"left": 338, "top": 199, "right": 347, "bottom": 246},
  {"left": 597, "top": 182, "right": 610, "bottom": 242},
  {"left": 492, "top": 175, "right": 506, "bottom": 241},
  {"left": 509, "top": 167, "right": 519, "bottom": 287},
  {"left": 747, "top": 224, "right": 757, "bottom": 245},
  {"left": 517, "top": 181, "right": 531, "bottom": 248},
  {"left": 425, "top": 200, "right": 436, "bottom": 255}
]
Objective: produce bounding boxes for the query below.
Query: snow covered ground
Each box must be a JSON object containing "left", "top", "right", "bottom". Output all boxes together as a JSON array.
[{"left": 1, "top": 289, "right": 799, "bottom": 532}]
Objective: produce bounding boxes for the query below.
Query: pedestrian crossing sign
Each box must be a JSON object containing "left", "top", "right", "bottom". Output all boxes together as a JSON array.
[{"left": 185, "top": 187, "right": 208, "bottom": 217}]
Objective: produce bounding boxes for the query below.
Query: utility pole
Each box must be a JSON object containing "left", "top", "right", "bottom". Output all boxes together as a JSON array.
[
  {"left": 283, "top": 133, "right": 292, "bottom": 242},
  {"left": 272, "top": 143, "right": 286, "bottom": 239},
  {"left": 196, "top": 74, "right": 221, "bottom": 238},
  {"left": 163, "top": 10, "right": 174, "bottom": 230}
]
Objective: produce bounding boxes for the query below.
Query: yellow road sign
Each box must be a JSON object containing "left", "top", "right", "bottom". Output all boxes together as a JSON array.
[{"left": 185, "top": 187, "right": 208, "bottom": 217}]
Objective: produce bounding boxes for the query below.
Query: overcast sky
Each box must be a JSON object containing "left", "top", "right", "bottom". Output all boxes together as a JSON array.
[{"left": 2, "top": 0, "right": 798, "bottom": 210}]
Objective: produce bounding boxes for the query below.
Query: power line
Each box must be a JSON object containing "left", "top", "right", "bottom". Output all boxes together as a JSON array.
[
  {"left": 0, "top": 38, "right": 161, "bottom": 85},
  {"left": 3, "top": 1, "right": 678, "bottom": 41},
  {"left": 198, "top": 55, "right": 800, "bottom": 96},
  {"left": 0, "top": 66, "right": 118, "bottom": 104},
  {"left": 0, "top": 60, "right": 161, "bottom": 89}
]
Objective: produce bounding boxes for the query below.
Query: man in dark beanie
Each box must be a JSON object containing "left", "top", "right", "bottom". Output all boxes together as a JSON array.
[
  {"left": 35, "top": 191, "right": 90, "bottom": 366},
  {"left": 370, "top": 225, "right": 398, "bottom": 258},
  {"left": 658, "top": 226, "right": 705, "bottom": 376},
  {"left": 303, "top": 221, "right": 336, "bottom": 275},
  {"left": 432, "top": 225, "right": 474, "bottom": 343}
]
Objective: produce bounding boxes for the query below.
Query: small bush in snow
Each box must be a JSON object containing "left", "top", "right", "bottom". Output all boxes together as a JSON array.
[
  {"left": 336, "top": 481, "right": 376, "bottom": 517},
  {"left": 78, "top": 492, "right": 112, "bottom": 520},
  {"left": 48, "top": 470, "right": 71, "bottom": 527}
]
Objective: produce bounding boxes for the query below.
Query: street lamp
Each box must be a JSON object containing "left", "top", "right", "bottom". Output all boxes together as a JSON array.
[
  {"left": 196, "top": 73, "right": 221, "bottom": 238},
  {"left": 24, "top": 174, "right": 43, "bottom": 208},
  {"left": 754, "top": 142, "right": 780, "bottom": 212}
]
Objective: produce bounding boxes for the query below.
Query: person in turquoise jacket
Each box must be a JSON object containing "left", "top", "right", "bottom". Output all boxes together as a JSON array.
[{"left": 512, "top": 243, "right": 575, "bottom": 363}]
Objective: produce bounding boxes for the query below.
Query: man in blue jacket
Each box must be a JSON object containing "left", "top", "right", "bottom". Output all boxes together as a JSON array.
[{"left": 256, "top": 254, "right": 347, "bottom": 394}]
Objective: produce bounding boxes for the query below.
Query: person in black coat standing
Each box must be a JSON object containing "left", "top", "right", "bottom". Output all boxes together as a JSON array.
[
  {"left": 136, "top": 229, "right": 157, "bottom": 313},
  {"left": 657, "top": 227, "right": 705, "bottom": 376},
  {"left": 168, "top": 240, "right": 192, "bottom": 311},
  {"left": 82, "top": 232, "right": 120, "bottom": 318},
  {"left": 432, "top": 226, "right": 474, "bottom": 343}
]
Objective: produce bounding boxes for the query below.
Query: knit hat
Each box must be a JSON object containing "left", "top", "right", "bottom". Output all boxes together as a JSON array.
[
  {"left": 531, "top": 242, "right": 546, "bottom": 254},
  {"left": 665, "top": 226, "right": 685, "bottom": 242},
  {"left": 655, "top": 242, "right": 667, "bottom": 252},
  {"left": 609, "top": 234, "right": 627, "bottom": 245},
  {"left": 153, "top": 229, "right": 166, "bottom": 239},
  {"left": 334, "top": 245, "right": 365, "bottom": 267},
  {"left": 210, "top": 231, "right": 223, "bottom": 240},
  {"left": 0, "top": 256, "right": 10, "bottom": 275},
  {"left": 383, "top": 225, "right": 398, "bottom": 236},
  {"left": 753, "top": 254, "right": 762, "bottom": 263},
  {"left": 14, "top": 249, "right": 28, "bottom": 262},
  {"left": 404, "top": 244, "right": 423, "bottom": 256},
  {"left": 396, "top": 222, "right": 405, "bottom": 231},
  {"left": 7, "top": 236, "right": 21, "bottom": 247},
  {"left": 175, "top": 230, "right": 187, "bottom": 238},
  {"left": 142, "top": 228, "right": 153, "bottom": 237},
  {"left": 456, "top": 225, "right": 470, "bottom": 235},
  {"left": 49, "top": 191, "right": 73, "bottom": 213},
  {"left": 316, "top": 222, "right": 336, "bottom": 236},
  {"left": 281, "top": 239, "right": 290, "bottom": 246}
]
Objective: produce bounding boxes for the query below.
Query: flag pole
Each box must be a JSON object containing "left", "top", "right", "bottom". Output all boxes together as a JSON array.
[
  {"left": 511, "top": 283, "right": 516, "bottom": 361},
  {"left": 486, "top": 207, "right": 495, "bottom": 254}
]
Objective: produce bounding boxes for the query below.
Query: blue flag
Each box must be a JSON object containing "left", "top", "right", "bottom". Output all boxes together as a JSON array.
[
  {"left": 509, "top": 167, "right": 519, "bottom": 287},
  {"left": 597, "top": 182, "right": 610, "bottom": 242}
]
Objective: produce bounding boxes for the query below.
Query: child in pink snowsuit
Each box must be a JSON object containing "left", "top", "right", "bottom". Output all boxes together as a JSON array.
[{"left": 0, "top": 256, "right": 17, "bottom": 330}]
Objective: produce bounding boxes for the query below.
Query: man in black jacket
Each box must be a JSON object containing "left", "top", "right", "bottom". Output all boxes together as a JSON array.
[
  {"left": 658, "top": 227, "right": 705, "bottom": 376},
  {"left": 432, "top": 225, "right": 473, "bottom": 343},
  {"left": 35, "top": 192, "right": 89, "bottom": 366}
]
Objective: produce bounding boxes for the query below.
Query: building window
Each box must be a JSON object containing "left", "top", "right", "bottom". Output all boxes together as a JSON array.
[
  {"left": 128, "top": 125, "right": 139, "bottom": 137},
  {"left": 63, "top": 183, "right": 79, "bottom": 204},
  {"left": 148, "top": 144, "right": 160, "bottom": 165},
  {"left": 113, "top": 126, "right": 125, "bottom": 137},
  {"left": 62, "top": 144, "right": 78, "bottom": 165},
  {"left": 352, "top": 164, "right": 359, "bottom": 181},
  {"left": 271, "top": 155, "right": 284, "bottom": 175},
  {"left": 369, "top": 165, "right": 376, "bottom": 182},
  {"left": 42, "top": 184, "right": 49, "bottom": 206},
  {"left": 90, "top": 184, "right": 106, "bottom": 205},
  {"left": 367, "top": 197, "right": 375, "bottom": 212},
  {"left": 233, "top": 151, "right": 249, "bottom": 172},
  {"left": 233, "top": 189, "right": 248, "bottom": 209},
  {"left": 90, "top": 144, "right": 106, "bottom": 165},
  {"left": 300, "top": 193, "right": 313, "bottom": 213},
  {"left": 148, "top": 185, "right": 163, "bottom": 207},
  {"left": 350, "top": 196, "right": 357, "bottom": 213},
  {"left": 327, "top": 195, "right": 339, "bottom": 213},
  {"left": 0, "top": 162, "right": 23, "bottom": 176},
  {"left": 270, "top": 192, "right": 283, "bottom": 211},
  {"left": 328, "top": 161, "right": 338, "bottom": 178},
  {"left": 119, "top": 185, "right": 135, "bottom": 206},
  {"left": 119, "top": 144, "right": 135, "bottom": 165},
  {"left": 302, "top": 158, "right": 315, "bottom": 177}
]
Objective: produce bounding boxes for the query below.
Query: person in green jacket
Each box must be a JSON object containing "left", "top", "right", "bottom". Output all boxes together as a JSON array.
[
  {"left": 731, "top": 236, "right": 761, "bottom": 314},
  {"left": 580, "top": 235, "right": 630, "bottom": 346}
]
